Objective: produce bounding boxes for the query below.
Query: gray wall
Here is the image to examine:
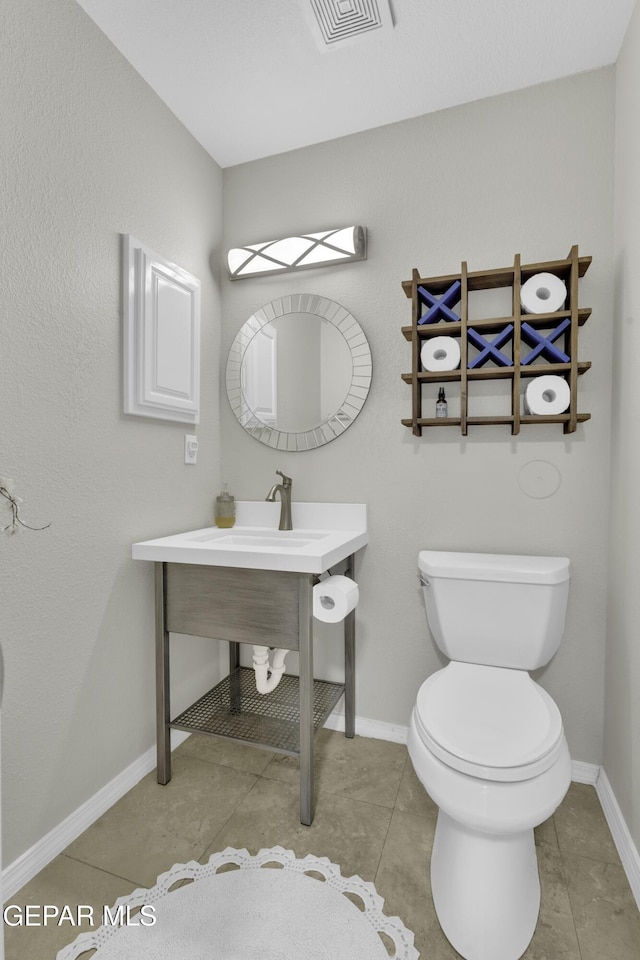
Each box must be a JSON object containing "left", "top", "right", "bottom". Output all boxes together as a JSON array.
[
  {"left": 0, "top": 0, "right": 223, "bottom": 865},
  {"left": 608, "top": 0, "right": 640, "bottom": 851},
  {"left": 222, "top": 69, "right": 616, "bottom": 766}
]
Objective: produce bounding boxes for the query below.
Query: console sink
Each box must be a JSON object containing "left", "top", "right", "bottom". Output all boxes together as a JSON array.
[{"left": 132, "top": 502, "right": 367, "bottom": 573}]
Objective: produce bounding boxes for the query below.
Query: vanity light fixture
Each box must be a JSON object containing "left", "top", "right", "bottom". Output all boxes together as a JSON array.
[{"left": 226, "top": 225, "right": 367, "bottom": 280}]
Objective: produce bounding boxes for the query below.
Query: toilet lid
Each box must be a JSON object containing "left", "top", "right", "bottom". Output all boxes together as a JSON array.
[{"left": 414, "top": 662, "right": 564, "bottom": 782}]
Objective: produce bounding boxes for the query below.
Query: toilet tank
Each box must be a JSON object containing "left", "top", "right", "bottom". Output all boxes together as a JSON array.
[{"left": 418, "top": 551, "right": 570, "bottom": 670}]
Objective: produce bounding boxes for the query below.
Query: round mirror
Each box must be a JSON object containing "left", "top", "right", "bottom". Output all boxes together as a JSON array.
[{"left": 226, "top": 294, "right": 372, "bottom": 450}]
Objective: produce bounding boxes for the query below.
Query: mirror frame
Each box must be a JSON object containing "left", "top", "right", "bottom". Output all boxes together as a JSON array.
[{"left": 226, "top": 294, "right": 372, "bottom": 451}]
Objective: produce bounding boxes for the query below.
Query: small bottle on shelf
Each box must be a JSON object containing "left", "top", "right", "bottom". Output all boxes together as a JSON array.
[{"left": 436, "top": 387, "right": 448, "bottom": 419}]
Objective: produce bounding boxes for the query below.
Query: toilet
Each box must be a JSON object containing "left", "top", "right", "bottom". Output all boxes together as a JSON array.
[{"left": 407, "top": 550, "right": 572, "bottom": 960}]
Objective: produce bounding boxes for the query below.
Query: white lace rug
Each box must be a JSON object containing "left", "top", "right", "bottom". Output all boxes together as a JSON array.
[{"left": 57, "top": 846, "right": 419, "bottom": 960}]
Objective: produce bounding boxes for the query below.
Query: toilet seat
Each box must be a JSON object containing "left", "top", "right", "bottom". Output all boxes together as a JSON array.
[{"left": 414, "top": 662, "right": 564, "bottom": 782}]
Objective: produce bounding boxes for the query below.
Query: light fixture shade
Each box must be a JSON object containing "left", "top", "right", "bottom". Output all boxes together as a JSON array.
[{"left": 227, "top": 226, "right": 367, "bottom": 279}]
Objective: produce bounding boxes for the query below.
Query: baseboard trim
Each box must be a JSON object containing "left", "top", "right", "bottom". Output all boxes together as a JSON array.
[
  {"left": 2, "top": 730, "right": 189, "bottom": 901},
  {"left": 324, "top": 711, "right": 409, "bottom": 744},
  {"left": 596, "top": 768, "right": 640, "bottom": 910},
  {"left": 571, "top": 759, "right": 600, "bottom": 785}
]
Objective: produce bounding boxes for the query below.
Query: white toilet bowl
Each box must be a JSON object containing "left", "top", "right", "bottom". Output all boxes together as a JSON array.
[
  {"left": 408, "top": 661, "right": 571, "bottom": 960},
  {"left": 410, "top": 550, "right": 572, "bottom": 960}
]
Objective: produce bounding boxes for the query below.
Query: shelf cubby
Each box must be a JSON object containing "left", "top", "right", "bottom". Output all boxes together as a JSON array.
[{"left": 401, "top": 246, "right": 591, "bottom": 436}]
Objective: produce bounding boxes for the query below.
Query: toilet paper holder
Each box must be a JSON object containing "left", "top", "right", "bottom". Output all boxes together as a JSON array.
[{"left": 313, "top": 573, "right": 359, "bottom": 624}]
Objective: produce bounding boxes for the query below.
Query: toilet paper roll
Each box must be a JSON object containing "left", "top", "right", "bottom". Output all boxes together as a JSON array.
[
  {"left": 420, "top": 336, "right": 461, "bottom": 372},
  {"left": 520, "top": 272, "right": 566, "bottom": 314},
  {"left": 524, "top": 375, "right": 571, "bottom": 416},
  {"left": 313, "top": 575, "right": 359, "bottom": 623}
]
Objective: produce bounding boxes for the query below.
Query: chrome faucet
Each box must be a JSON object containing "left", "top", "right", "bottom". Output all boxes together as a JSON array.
[{"left": 265, "top": 470, "right": 293, "bottom": 530}]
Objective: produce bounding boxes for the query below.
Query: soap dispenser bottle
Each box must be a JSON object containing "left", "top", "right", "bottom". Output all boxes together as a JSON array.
[
  {"left": 436, "top": 387, "right": 448, "bottom": 418},
  {"left": 214, "top": 484, "right": 236, "bottom": 528}
]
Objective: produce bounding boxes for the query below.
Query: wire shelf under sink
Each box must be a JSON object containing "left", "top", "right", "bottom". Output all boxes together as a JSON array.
[{"left": 170, "top": 667, "right": 345, "bottom": 756}]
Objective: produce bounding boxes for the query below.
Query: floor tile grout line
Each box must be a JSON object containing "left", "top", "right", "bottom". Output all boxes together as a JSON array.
[
  {"left": 174, "top": 736, "right": 406, "bottom": 865},
  {"left": 372, "top": 814, "right": 395, "bottom": 891},
  {"left": 370, "top": 759, "right": 410, "bottom": 888},
  {"left": 138, "top": 751, "right": 265, "bottom": 871},
  {"left": 389, "top": 753, "right": 410, "bottom": 811},
  {"left": 556, "top": 846, "right": 625, "bottom": 868},
  {"left": 254, "top": 746, "right": 408, "bottom": 812},
  {"left": 193, "top": 769, "right": 267, "bottom": 865},
  {"left": 177, "top": 752, "right": 272, "bottom": 777},
  {"left": 547, "top": 835, "right": 585, "bottom": 960},
  {"left": 57, "top": 852, "right": 150, "bottom": 893}
]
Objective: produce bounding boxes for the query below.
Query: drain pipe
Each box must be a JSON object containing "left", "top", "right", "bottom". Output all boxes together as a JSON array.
[{"left": 252, "top": 645, "right": 289, "bottom": 695}]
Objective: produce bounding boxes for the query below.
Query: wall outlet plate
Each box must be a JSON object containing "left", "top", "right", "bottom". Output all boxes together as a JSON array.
[{"left": 184, "top": 434, "right": 198, "bottom": 464}]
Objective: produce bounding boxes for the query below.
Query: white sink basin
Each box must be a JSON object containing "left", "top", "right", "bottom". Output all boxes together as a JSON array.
[
  {"left": 208, "top": 533, "right": 321, "bottom": 548},
  {"left": 132, "top": 502, "right": 367, "bottom": 573},
  {"left": 191, "top": 528, "right": 329, "bottom": 549}
]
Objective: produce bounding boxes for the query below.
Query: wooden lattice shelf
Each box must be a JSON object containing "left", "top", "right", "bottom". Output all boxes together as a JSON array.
[{"left": 401, "top": 245, "right": 592, "bottom": 436}]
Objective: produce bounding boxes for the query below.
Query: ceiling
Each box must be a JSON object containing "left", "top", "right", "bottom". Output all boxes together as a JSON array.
[{"left": 75, "top": 0, "right": 636, "bottom": 168}]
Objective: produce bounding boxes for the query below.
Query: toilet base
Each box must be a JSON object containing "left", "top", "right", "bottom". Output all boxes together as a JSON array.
[{"left": 431, "top": 810, "right": 540, "bottom": 960}]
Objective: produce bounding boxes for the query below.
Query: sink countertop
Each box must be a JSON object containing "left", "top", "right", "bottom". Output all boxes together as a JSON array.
[{"left": 132, "top": 502, "right": 367, "bottom": 573}]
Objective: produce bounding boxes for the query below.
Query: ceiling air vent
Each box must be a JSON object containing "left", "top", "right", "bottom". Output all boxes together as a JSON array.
[{"left": 307, "top": 0, "right": 394, "bottom": 49}]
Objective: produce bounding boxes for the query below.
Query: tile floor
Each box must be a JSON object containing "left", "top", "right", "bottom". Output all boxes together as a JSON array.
[{"left": 4, "top": 730, "right": 640, "bottom": 959}]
